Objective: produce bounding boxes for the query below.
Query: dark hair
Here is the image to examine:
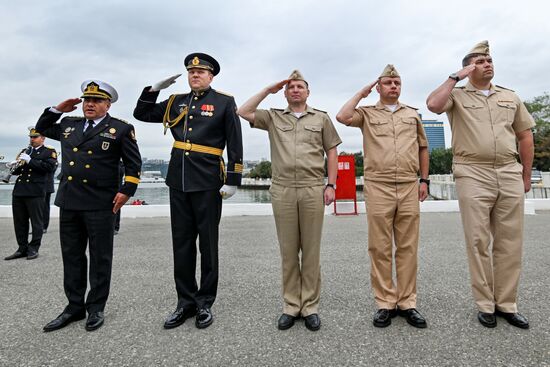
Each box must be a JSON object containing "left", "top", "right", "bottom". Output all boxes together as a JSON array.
[{"left": 462, "top": 53, "right": 486, "bottom": 67}]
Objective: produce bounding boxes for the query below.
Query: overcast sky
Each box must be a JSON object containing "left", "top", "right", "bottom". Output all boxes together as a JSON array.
[{"left": 1, "top": 0, "right": 548, "bottom": 162}]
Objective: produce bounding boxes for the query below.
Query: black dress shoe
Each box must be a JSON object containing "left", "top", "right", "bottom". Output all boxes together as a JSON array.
[
  {"left": 477, "top": 312, "right": 497, "bottom": 328},
  {"left": 43, "top": 311, "right": 86, "bottom": 332},
  {"left": 277, "top": 314, "right": 297, "bottom": 330},
  {"left": 4, "top": 251, "right": 26, "bottom": 260},
  {"left": 195, "top": 307, "right": 213, "bottom": 329},
  {"left": 163, "top": 306, "right": 197, "bottom": 329},
  {"left": 495, "top": 310, "right": 529, "bottom": 329},
  {"left": 85, "top": 312, "right": 105, "bottom": 331},
  {"left": 27, "top": 250, "right": 39, "bottom": 260},
  {"left": 397, "top": 308, "right": 427, "bottom": 328},
  {"left": 304, "top": 314, "right": 321, "bottom": 331},
  {"left": 373, "top": 308, "right": 397, "bottom": 328}
]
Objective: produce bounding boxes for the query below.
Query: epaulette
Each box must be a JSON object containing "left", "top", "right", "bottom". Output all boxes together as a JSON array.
[
  {"left": 271, "top": 108, "right": 284, "bottom": 112},
  {"left": 45, "top": 145, "right": 56, "bottom": 150},
  {"left": 453, "top": 86, "right": 466, "bottom": 89},
  {"left": 111, "top": 117, "right": 130, "bottom": 124},
  {"left": 214, "top": 89, "right": 233, "bottom": 97},
  {"left": 495, "top": 85, "right": 515, "bottom": 92},
  {"left": 313, "top": 108, "right": 327, "bottom": 113},
  {"left": 361, "top": 105, "right": 376, "bottom": 108},
  {"left": 402, "top": 104, "right": 419, "bottom": 110}
]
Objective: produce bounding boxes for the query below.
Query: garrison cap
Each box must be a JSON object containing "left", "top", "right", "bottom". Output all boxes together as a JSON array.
[
  {"left": 379, "top": 64, "right": 400, "bottom": 79},
  {"left": 288, "top": 69, "right": 308, "bottom": 86},
  {"left": 28, "top": 127, "right": 41, "bottom": 137},
  {"left": 466, "top": 40, "right": 490, "bottom": 57},
  {"left": 184, "top": 53, "right": 220, "bottom": 76},
  {"left": 80, "top": 80, "right": 118, "bottom": 103}
]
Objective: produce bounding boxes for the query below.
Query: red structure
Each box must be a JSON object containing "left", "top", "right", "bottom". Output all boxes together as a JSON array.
[{"left": 333, "top": 155, "right": 358, "bottom": 215}]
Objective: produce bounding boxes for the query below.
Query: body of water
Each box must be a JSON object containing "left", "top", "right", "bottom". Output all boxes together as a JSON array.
[{"left": 0, "top": 183, "right": 365, "bottom": 205}]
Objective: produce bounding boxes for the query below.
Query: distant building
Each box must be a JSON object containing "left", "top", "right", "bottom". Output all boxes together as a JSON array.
[{"left": 421, "top": 119, "right": 445, "bottom": 152}]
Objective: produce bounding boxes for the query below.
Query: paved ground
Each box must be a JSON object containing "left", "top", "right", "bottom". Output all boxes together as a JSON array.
[{"left": 0, "top": 212, "right": 549, "bottom": 366}]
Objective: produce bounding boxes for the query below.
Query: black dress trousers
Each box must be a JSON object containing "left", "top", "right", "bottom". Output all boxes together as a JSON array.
[{"left": 169, "top": 188, "right": 222, "bottom": 309}]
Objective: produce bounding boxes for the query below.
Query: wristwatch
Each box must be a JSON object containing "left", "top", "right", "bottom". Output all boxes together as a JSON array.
[
  {"left": 449, "top": 73, "right": 460, "bottom": 82},
  {"left": 419, "top": 178, "right": 430, "bottom": 186},
  {"left": 325, "top": 183, "right": 336, "bottom": 190}
]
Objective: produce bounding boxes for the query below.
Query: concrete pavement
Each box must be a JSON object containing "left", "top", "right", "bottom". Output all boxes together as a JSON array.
[{"left": 0, "top": 212, "right": 549, "bottom": 366}]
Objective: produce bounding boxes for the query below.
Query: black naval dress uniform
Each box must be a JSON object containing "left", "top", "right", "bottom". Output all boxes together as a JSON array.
[
  {"left": 10, "top": 145, "right": 57, "bottom": 258},
  {"left": 133, "top": 86, "right": 243, "bottom": 311},
  {"left": 36, "top": 110, "right": 142, "bottom": 315}
]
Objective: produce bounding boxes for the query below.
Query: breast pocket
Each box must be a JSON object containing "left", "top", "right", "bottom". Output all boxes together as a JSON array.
[
  {"left": 368, "top": 120, "right": 391, "bottom": 136},
  {"left": 303, "top": 124, "right": 322, "bottom": 144},
  {"left": 400, "top": 117, "right": 417, "bottom": 138},
  {"left": 496, "top": 101, "right": 517, "bottom": 123},
  {"left": 274, "top": 122, "right": 294, "bottom": 142},
  {"left": 462, "top": 102, "right": 485, "bottom": 123}
]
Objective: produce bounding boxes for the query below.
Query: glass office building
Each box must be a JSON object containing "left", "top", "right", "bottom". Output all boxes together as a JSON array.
[{"left": 421, "top": 119, "right": 445, "bottom": 152}]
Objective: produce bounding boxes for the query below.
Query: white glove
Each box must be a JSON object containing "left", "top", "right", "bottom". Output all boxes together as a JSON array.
[
  {"left": 19, "top": 153, "right": 31, "bottom": 163},
  {"left": 219, "top": 185, "right": 237, "bottom": 200},
  {"left": 6, "top": 160, "right": 17, "bottom": 168},
  {"left": 150, "top": 74, "right": 182, "bottom": 92}
]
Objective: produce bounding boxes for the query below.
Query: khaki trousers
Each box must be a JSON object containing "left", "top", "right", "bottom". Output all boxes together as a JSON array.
[
  {"left": 365, "top": 180, "right": 419, "bottom": 310},
  {"left": 270, "top": 183, "right": 325, "bottom": 317},
  {"left": 454, "top": 162, "right": 525, "bottom": 313}
]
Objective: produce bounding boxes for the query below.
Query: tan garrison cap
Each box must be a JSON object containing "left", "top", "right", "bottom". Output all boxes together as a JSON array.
[
  {"left": 466, "top": 40, "right": 490, "bottom": 57},
  {"left": 288, "top": 69, "right": 308, "bottom": 85},
  {"left": 379, "top": 64, "right": 400, "bottom": 79}
]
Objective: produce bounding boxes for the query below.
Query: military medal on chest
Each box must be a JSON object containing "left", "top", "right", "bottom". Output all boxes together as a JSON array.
[{"left": 201, "top": 104, "right": 214, "bottom": 117}]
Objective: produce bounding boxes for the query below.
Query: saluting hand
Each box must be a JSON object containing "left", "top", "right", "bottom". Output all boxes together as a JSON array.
[
  {"left": 112, "top": 193, "right": 130, "bottom": 214},
  {"left": 55, "top": 98, "right": 82, "bottom": 113},
  {"left": 266, "top": 80, "right": 290, "bottom": 94},
  {"left": 150, "top": 74, "right": 182, "bottom": 92},
  {"left": 358, "top": 80, "right": 378, "bottom": 98},
  {"left": 455, "top": 64, "right": 476, "bottom": 81}
]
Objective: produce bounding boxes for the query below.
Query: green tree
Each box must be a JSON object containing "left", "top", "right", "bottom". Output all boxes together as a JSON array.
[
  {"left": 248, "top": 161, "right": 271, "bottom": 178},
  {"left": 429, "top": 148, "right": 453, "bottom": 174},
  {"left": 524, "top": 93, "right": 550, "bottom": 171}
]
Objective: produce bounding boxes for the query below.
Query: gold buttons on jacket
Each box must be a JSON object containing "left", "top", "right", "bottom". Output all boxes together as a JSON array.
[
  {"left": 85, "top": 164, "right": 90, "bottom": 169},
  {"left": 83, "top": 179, "right": 88, "bottom": 183},
  {"left": 185, "top": 152, "right": 189, "bottom": 156},
  {"left": 73, "top": 147, "right": 78, "bottom": 152},
  {"left": 188, "top": 128, "right": 193, "bottom": 131},
  {"left": 189, "top": 116, "right": 193, "bottom": 120},
  {"left": 69, "top": 161, "right": 75, "bottom": 166},
  {"left": 68, "top": 176, "right": 73, "bottom": 181},
  {"left": 88, "top": 150, "right": 93, "bottom": 155}
]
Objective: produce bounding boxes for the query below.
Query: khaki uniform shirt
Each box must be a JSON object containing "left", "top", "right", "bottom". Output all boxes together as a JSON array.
[
  {"left": 443, "top": 82, "right": 535, "bottom": 166},
  {"left": 253, "top": 105, "right": 342, "bottom": 187},
  {"left": 348, "top": 101, "right": 428, "bottom": 183}
]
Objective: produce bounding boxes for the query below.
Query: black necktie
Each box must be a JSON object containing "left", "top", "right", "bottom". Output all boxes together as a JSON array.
[{"left": 84, "top": 120, "right": 94, "bottom": 134}]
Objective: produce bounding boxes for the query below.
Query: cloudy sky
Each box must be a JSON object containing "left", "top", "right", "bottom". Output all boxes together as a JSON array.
[{"left": 1, "top": 0, "right": 548, "bottom": 161}]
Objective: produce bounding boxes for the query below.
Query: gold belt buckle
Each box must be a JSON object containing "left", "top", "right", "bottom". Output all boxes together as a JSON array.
[{"left": 183, "top": 142, "right": 192, "bottom": 150}]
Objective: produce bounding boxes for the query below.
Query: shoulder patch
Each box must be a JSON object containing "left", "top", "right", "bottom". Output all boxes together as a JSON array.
[
  {"left": 495, "top": 85, "right": 515, "bottom": 92},
  {"left": 214, "top": 89, "right": 233, "bottom": 97}
]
